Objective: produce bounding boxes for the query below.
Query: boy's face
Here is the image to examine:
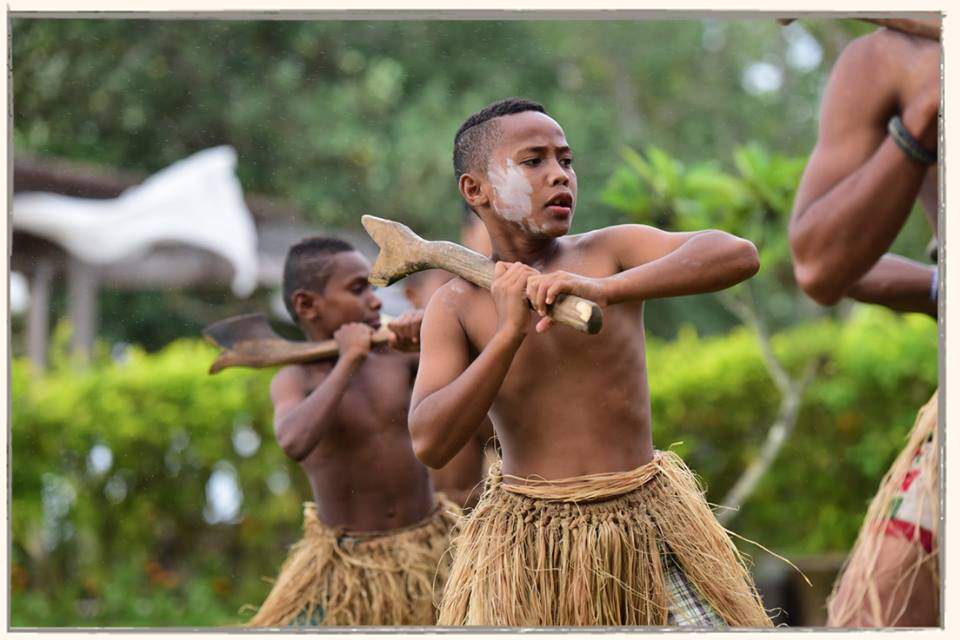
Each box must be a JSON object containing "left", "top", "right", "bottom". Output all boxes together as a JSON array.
[
  {"left": 473, "top": 111, "right": 577, "bottom": 238},
  {"left": 295, "top": 251, "right": 382, "bottom": 336}
]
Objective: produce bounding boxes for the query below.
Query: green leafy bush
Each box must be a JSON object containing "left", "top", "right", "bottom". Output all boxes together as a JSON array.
[
  {"left": 11, "top": 307, "right": 936, "bottom": 626},
  {"left": 647, "top": 306, "right": 937, "bottom": 554}
]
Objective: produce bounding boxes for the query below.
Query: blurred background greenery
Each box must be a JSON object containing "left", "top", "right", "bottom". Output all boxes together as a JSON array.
[{"left": 10, "top": 16, "right": 938, "bottom": 627}]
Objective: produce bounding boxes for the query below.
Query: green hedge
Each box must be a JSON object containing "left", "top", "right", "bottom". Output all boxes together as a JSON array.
[
  {"left": 646, "top": 306, "right": 937, "bottom": 553},
  {"left": 11, "top": 307, "right": 937, "bottom": 626}
]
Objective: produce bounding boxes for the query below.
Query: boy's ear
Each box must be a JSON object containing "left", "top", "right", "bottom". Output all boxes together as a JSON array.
[
  {"left": 459, "top": 172, "right": 490, "bottom": 211},
  {"left": 292, "top": 289, "right": 321, "bottom": 321}
]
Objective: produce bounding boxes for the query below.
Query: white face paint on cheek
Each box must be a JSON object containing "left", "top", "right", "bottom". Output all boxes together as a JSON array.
[{"left": 488, "top": 159, "right": 533, "bottom": 224}]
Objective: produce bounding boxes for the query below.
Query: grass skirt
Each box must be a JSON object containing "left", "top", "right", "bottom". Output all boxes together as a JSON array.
[
  {"left": 826, "top": 390, "right": 939, "bottom": 626},
  {"left": 247, "top": 495, "right": 460, "bottom": 626},
  {"left": 437, "top": 450, "right": 773, "bottom": 626}
]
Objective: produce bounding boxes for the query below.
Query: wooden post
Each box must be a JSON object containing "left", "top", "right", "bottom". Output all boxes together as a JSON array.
[
  {"left": 67, "top": 257, "right": 99, "bottom": 363},
  {"left": 26, "top": 259, "right": 55, "bottom": 372}
]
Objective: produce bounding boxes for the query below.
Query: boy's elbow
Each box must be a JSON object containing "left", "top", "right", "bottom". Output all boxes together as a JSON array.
[
  {"left": 276, "top": 429, "right": 309, "bottom": 463},
  {"left": 409, "top": 414, "right": 449, "bottom": 469},
  {"left": 714, "top": 233, "right": 759, "bottom": 281},
  {"left": 737, "top": 238, "right": 760, "bottom": 279},
  {"left": 281, "top": 442, "right": 309, "bottom": 463},
  {"left": 411, "top": 432, "right": 447, "bottom": 469}
]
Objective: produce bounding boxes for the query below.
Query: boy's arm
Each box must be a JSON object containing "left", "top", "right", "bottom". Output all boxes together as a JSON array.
[
  {"left": 788, "top": 32, "right": 938, "bottom": 305},
  {"left": 525, "top": 224, "right": 758, "bottom": 329},
  {"left": 270, "top": 323, "right": 372, "bottom": 462},
  {"left": 409, "top": 265, "right": 532, "bottom": 469}
]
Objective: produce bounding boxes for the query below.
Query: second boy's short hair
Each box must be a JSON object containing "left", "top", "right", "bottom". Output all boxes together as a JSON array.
[
  {"left": 282, "top": 237, "right": 355, "bottom": 321},
  {"left": 453, "top": 98, "right": 546, "bottom": 183}
]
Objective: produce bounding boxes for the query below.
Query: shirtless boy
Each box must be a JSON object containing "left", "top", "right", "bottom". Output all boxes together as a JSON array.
[
  {"left": 408, "top": 98, "right": 772, "bottom": 626},
  {"left": 788, "top": 20, "right": 940, "bottom": 627},
  {"left": 247, "top": 237, "right": 458, "bottom": 626}
]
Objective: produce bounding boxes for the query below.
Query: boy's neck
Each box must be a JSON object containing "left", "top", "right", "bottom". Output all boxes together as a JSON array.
[
  {"left": 487, "top": 223, "right": 563, "bottom": 267},
  {"left": 300, "top": 322, "right": 332, "bottom": 343}
]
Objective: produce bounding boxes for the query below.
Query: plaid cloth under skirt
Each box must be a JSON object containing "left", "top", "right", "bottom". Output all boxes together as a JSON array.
[{"left": 664, "top": 553, "right": 728, "bottom": 626}]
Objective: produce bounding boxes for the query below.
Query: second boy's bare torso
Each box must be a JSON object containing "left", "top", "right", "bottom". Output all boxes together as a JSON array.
[{"left": 281, "top": 347, "right": 434, "bottom": 532}]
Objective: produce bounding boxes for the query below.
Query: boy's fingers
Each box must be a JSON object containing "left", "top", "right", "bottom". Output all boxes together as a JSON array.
[
  {"left": 535, "top": 315, "right": 555, "bottom": 333},
  {"left": 536, "top": 281, "right": 550, "bottom": 315},
  {"left": 525, "top": 279, "right": 543, "bottom": 314},
  {"left": 546, "top": 281, "right": 565, "bottom": 305}
]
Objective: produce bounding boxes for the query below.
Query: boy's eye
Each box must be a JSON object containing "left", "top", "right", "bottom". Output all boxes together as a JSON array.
[
  {"left": 523, "top": 158, "right": 542, "bottom": 166},
  {"left": 560, "top": 157, "right": 573, "bottom": 168}
]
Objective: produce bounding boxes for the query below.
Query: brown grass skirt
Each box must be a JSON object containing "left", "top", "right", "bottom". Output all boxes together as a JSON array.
[
  {"left": 247, "top": 495, "right": 460, "bottom": 626},
  {"left": 436, "top": 451, "right": 773, "bottom": 626},
  {"left": 826, "top": 390, "right": 939, "bottom": 626}
]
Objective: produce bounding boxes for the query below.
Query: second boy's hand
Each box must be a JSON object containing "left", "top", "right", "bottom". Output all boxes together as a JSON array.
[
  {"left": 387, "top": 310, "right": 425, "bottom": 352},
  {"left": 333, "top": 322, "right": 374, "bottom": 366}
]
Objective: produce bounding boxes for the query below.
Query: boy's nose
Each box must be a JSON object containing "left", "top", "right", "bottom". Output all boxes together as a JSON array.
[
  {"left": 370, "top": 294, "right": 383, "bottom": 310},
  {"left": 548, "top": 160, "right": 570, "bottom": 185}
]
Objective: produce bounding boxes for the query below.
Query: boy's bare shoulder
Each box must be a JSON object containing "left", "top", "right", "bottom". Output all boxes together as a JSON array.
[
  {"left": 271, "top": 363, "right": 307, "bottom": 391},
  {"left": 270, "top": 362, "right": 330, "bottom": 400},
  {"left": 430, "top": 275, "right": 481, "bottom": 309},
  {"left": 569, "top": 224, "right": 661, "bottom": 248}
]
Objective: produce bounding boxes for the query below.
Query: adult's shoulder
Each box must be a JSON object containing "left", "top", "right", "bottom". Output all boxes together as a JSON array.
[
  {"left": 841, "top": 28, "right": 907, "bottom": 61},
  {"left": 816, "top": 29, "right": 910, "bottom": 133},
  {"left": 832, "top": 28, "right": 916, "bottom": 89}
]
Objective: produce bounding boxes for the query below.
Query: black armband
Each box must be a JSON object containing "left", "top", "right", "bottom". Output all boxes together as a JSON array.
[{"left": 888, "top": 115, "right": 937, "bottom": 165}]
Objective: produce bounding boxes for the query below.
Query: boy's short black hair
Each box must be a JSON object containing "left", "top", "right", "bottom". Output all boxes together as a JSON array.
[
  {"left": 282, "top": 236, "right": 355, "bottom": 321},
  {"left": 453, "top": 98, "right": 546, "bottom": 183}
]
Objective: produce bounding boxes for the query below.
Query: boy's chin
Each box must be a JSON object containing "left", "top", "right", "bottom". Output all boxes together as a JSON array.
[{"left": 531, "top": 217, "right": 572, "bottom": 237}]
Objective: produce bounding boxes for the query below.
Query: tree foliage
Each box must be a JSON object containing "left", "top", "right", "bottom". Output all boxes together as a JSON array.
[{"left": 14, "top": 17, "right": 846, "bottom": 242}]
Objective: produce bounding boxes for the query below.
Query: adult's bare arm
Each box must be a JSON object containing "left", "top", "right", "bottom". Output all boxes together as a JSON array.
[
  {"left": 846, "top": 255, "right": 937, "bottom": 316},
  {"left": 789, "top": 32, "right": 939, "bottom": 305}
]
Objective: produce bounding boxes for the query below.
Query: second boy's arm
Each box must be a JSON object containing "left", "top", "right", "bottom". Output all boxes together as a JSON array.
[{"left": 270, "top": 323, "right": 372, "bottom": 462}]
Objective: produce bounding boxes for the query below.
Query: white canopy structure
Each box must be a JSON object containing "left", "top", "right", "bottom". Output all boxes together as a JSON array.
[
  {"left": 13, "top": 146, "right": 259, "bottom": 297},
  {"left": 11, "top": 147, "right": 405, "bottom": 370}
]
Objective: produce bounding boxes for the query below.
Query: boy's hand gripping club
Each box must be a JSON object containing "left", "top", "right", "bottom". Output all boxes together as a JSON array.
[
  {"left": 361, "top": 215, "right": 604, "bottom": 335},
  {"left": 202, "top": 313, "right": 393, "bottom": 374}
]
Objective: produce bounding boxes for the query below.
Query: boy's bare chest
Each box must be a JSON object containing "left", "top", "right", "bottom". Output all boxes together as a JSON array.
[
  {"left": 303, "top": 352, "right": 413, "bottom": 436},
  {"left": 462, "top": 292, "right": 645, "bottom": 392}
]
